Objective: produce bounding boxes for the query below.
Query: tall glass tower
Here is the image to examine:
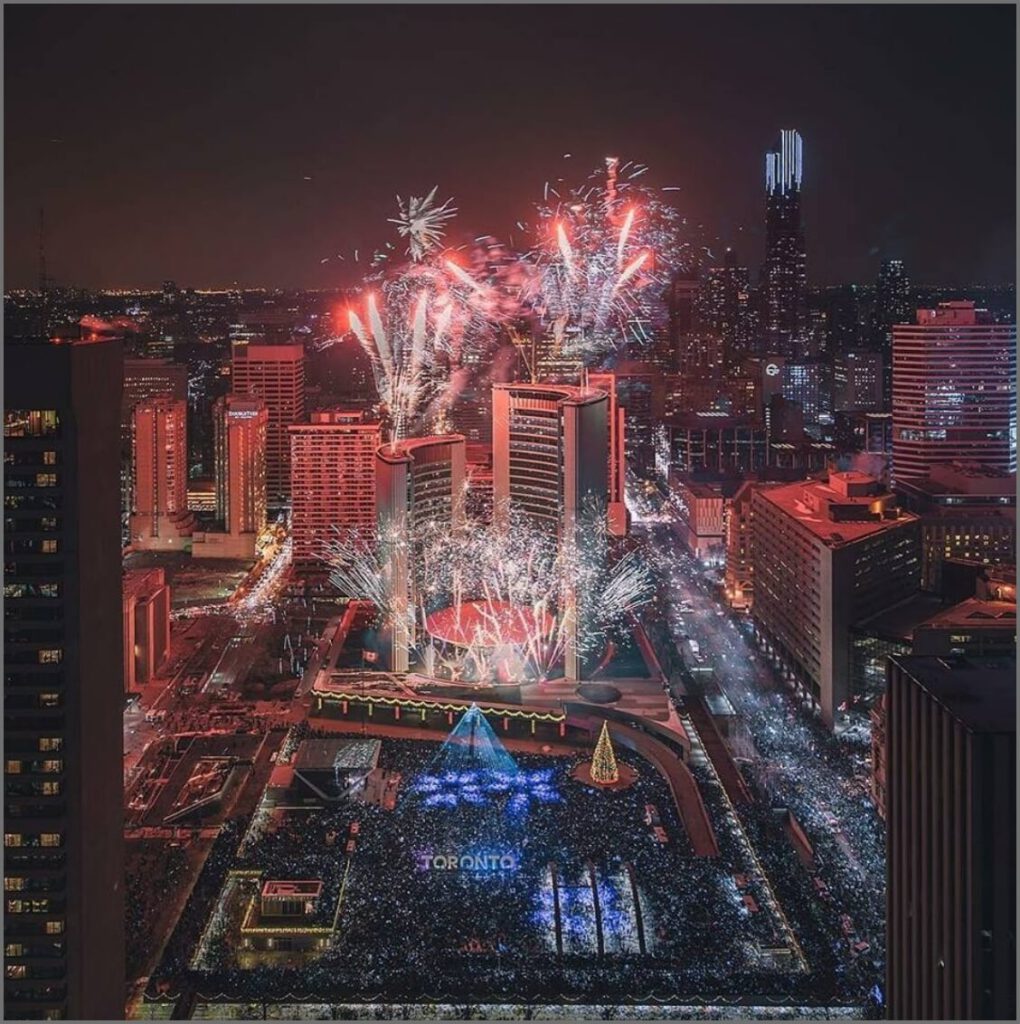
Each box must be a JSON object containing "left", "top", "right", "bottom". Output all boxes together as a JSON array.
[{"left": 762, "top": 129, "right": 807, "bottom": 360}]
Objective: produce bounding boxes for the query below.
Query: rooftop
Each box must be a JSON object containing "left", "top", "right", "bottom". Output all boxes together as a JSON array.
[
  {"left": 890, "top": 654, "right": 1016, "bottom": 733},
  {"left": 293, "top": 738, "right": 381, "bottom": 773},
  {"left": 757, "top": 473, "right": 918, "bottom": 546}
]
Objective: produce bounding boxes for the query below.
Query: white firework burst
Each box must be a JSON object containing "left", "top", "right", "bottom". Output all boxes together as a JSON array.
[{"left": 389, "top": 186, "right": 458, "bottom": 261}]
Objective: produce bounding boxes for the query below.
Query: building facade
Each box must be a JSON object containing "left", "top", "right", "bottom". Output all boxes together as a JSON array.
[
  {"left": 122, "top": 568, "right": 171, "bottom": 692},
  {"left": 886, "top": 655, "right": 1015, "bottom": 1020},
  {"left": 129, "top": 397, "right": 194, "bottom": 550},
  {"left": 762, "top": 129, "right": 807, "bottom": 359},
  {"left": 376, "top": 435, "right": 467, "bottom": 672},
  {"left": 289, "top": 411, "right": 382, "bottom": 570},
  {"left": 751, "top": 472, "right": 920, "bottom": 727},
  {"left": 892, "top": 301, "right": 1017, "bottom": 482},
  {"left": 3, "top": 337, "right": 125, "bottom": 1019},
  {"left": 231, "top": 341, "right": 305, "bottom": 504}
]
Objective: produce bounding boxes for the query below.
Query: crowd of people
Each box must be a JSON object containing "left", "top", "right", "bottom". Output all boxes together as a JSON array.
[{"left": 144, "top": 732, "right": 880, "bottom": 1015}]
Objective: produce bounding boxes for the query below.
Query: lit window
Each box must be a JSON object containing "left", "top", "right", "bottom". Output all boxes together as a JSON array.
[
  {"left": 34, "top": 474, "right": 58, "bottom": 488},
  {"left": 39, "top": 833, "right": 61, "bottom": 848},
  {"left": 4, "top": 944, "right": 25, "bottom": 957},
  {"left": 4, "top": 411, "right": 59, "bottom": 438},
  {"left": 44, "top": 920, "right": 64, "bottom": 935},
  {"left": 6, "top": 760, "right": 22, "bottom": 774},
  {"left": 38, "top": 694, "right": 61, "bottom": 708},
  {"left": 42, "top": 451, "right": 57, "bottom": 466},
  {"left": 40, "top": 761, "right": 62, "bottom": 774},
  {"left": 40, "top": 782, "right": 60, "bottom": 796},
  {"left": 38, "top": 738, "right": 62, "bottom": 752},
  {"left": 4, "top": 834, "right": 23, "bottom": 848},
  {"left": 41, "top": 540, "right": 58, "bottom": 554},
  {"left": 6, "top": 964, "right": 26, "bottom": 979},
  {"left": 4, "top": 878, "right": 25, "bottom": 891},
  {"left": 38, "top": 649, "right": 62, "bottom": 665}
]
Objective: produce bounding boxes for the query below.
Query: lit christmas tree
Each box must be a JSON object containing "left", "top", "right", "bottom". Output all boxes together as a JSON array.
[{"left": 590, "top": 721, "right": 619, "bottom": 785}]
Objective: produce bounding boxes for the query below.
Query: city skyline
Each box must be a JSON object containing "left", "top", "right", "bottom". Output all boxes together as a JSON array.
[{"left": 5, "top": 4, "right": 1016, "bottom": 291}]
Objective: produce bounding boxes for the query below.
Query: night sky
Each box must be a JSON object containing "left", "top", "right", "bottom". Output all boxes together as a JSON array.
[{"left": 4, "top": 4, "right": 1015, "bottom": 291}]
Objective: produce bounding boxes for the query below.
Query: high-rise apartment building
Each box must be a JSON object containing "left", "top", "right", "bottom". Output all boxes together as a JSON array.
[
  {"left": 892, "top": 301, "right": 1017, "bottom": 482},
  {"left": 129, "top": 397, "right": 194, "bottom": 550},
  {"left": 3, "top": 337, "right": 125, "bottom": 1020},
  {"left": 231, "top": 341, "right": 305, "bottom": 504},
  {"left": 762, "top": 129, "right": 807, "bottom": 359},
  {"left": 121, "top": 357, "right": 188, "bottom": 441},
  {"left": 886, "top": 655, "right": 1015, "bottom": 1021},
  {"left": 289, "top": 411, "right": 382, "bottom": 569},
  {"left": 192, "top": 396, "right": 268, "bottom": 560},
  {"left": 751, "top": 472, "right": 920, "bottom": 727},
  {"left": 376, "top": 435, "right": 466, "bottom": 672}
]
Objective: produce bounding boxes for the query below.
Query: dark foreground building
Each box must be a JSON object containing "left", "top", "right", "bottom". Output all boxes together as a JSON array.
[
  {"left": 886, "top": 655, "right": 1016, "bottom": 1020},
  {"left": 4, "top": 336, "right": 125, "bottom": 1019}
]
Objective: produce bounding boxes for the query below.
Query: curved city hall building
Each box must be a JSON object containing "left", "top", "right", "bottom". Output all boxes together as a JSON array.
[
  {"left": 375, "top": 434, "right": 466, "bottom": 672},
  {"left": 892, "top": 301, "right": 1017, "bottom": 482},
  {"left": 492, "top": 383, "right": 609, "bottom": 539}
]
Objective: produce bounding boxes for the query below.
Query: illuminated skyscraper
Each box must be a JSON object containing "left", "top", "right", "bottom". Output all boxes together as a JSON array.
[
  {"left": 762, "top": 129, "right": 807, "bottom": 359},
  {"left": 376, "top": 435, "right": 466, "bottom": 672},
  {"left": 892, "top": 301, "right": 1017, "bottom": 482},
  {"left": 231, "top": 341, "right": 305, "bottom": 505},
  {"left": 129, "top": 397, "right": 194, "bottom": 550},
  {"left": 586, "top": 372, "right": 629, "bottom": 536},
  {"left": 289, "top": 411, "right": 382, "bottom": 569},
  {"left": 3, "top": 336, "right": 125, "bottom": 1020}
]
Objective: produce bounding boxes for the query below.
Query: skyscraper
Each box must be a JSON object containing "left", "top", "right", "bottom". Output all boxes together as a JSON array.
[
  {"left": 873, "top": 258, "right": 912, "bottom": 405},
  {"left": 892, "top": 301, "right": 1017, "bottom": 482},
  {"left": 129, "top": 397, "right": 194, "bottom": 550},
  {"left": 762, "top": 129, "right": 807, "bottom": 359},
  {"left": 3, "top": 336, "right": 125, "bottom": 1020},
  {"left": 231, "top": 341, "right": 305, "bottom": 505},
  {"left": 288, "top": 411, "right": 382, "bottom": 570},
  {"left": 702, "top": 248, "right": 752, "bottom": 371},
  {"left": 886, "top": 655, "right": 1016, "bottom": 1020}
]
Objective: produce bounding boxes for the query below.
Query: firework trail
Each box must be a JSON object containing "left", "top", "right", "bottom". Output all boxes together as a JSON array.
[
  {"left": 519, "top": 156, "right": 697, "bottom": 366},
  {"left": 321, "top": 499, "right": 654, "bottom": 683}
]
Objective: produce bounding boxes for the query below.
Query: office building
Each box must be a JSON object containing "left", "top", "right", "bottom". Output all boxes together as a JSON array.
[
  {"left": 762, "top": 129, "right": 807, "bottom": 359},
  {"left": 128, "top": 397, "right": 194, "bottom": 550},
  {"left": 376, "top": 435, "right": 466, "bottom": 672},
  {"left": 666, "top": 414, "right": 769, "bottom": 475},
  {"left": 751, "top": 472, "right": 920, "bottom": 727},
  {"left": 122, "top": 568, "right": 171, "bottom": 692},
  {"left": 834, "top": 411, "right": 893, "bottom": 457},
  {"left": 3, "top": 336, "right": 125, "bottom": 1019},
  {"left": 665, "top": 273, "right": 702, "bottom": 372},
  {"left": 492, "top": 383, "right": 609, "bottom": 538},
  {"left": 781, "top": 359, "right": 832, "bottom": 428},
  {"left": 669, "top": 471, "right": 742, "bottom": 565},
  {"left": 892, "top": 301, "right": 1016, "bottom": 481},
  {"left": 587, "top": 372, "right": 629, "bottom": 536},
  {"left": 702, "top": 248, "right": 752, "bottom": 370},
  {"left": 664, "top": 373, "right": 760, "bottom": 421},
  {"left": 833, "top": 349, "right": 884, "bottom": 412},
  {"left": 873, "top": 258, "right": 911, "bottom": 404},
  {"left": 121, "top": 357, "right": 188, "bottom": 441},
  {"left": 896, "top": 461, "right": 1016, "bottom": 591},
  {"left": 289, "top": 411, "right": 382, "bottom": 570},
  {"left": 596, "top": 362, "right": 664, "bottom": 480},
  {"left": 193, "top": 396, "right": 268, "bottom": 560},
  {"left": 231, "top": 341, "right": 305, "bottom": 504},
  {"left": 885, "top": 655, "right": 1015, "bottom": 1020}
]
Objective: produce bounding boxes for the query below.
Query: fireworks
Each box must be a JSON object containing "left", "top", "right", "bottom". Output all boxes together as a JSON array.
[
  {"left": 389, "top": 186, "right": 458, "bottom": 261},
  {"left": 321, "top": 500, "right": 654, "bottom": 684},
  {"left": 519, "top": 157, "right": 696, "bottom": 366}
]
